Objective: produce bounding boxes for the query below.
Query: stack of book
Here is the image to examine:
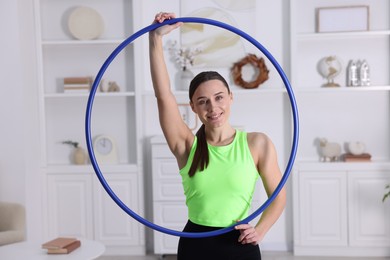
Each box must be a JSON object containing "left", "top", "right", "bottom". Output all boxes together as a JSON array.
[
  {"left": 342, "top": 153, "right": 372, "bottom": 162},
  {"left": 63, "top": 77, "right": 92, "bottom": 93},
  {"left": 42, "top": 237, "right": 81, "bottom": 254}
]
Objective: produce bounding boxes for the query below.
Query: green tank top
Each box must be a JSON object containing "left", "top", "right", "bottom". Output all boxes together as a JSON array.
[{"left": 179, "top": 130, "right": 259, "bottom": 227}]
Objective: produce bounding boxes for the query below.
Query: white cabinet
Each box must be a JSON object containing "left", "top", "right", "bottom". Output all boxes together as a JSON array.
[
  {"left": 293, "top": 163, "right": 390, "bottom": 256},
  {"left": 45, "top": 168, "right": 144, "bottom": 255},
  {"left": 348, "top": 171, "right": 390, "bottom": 247},
  {"left": 34, "top": 0, "right": 145, "bottom": 255},
  {"left": 296, "top": 171, "right": 348, "bottom": 247},
  {"left": 47, "top": 172, "right": 142, "bottom": 251},
  {"left": 149, "top": 136, "right": 185, "bottom": 255},
  {"left": 47, "top": 174, "right": 94, "bottom": 239},
  {"left": 93, "top": 172, "right": 143, "bottom": 254}
]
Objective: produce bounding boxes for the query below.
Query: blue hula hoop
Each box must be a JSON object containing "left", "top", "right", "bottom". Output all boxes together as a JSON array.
[{"left": 85, "top": 17, "right": 299, "bottom": 238}]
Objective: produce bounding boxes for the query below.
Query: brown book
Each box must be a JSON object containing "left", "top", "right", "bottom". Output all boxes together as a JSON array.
[
  {"left": 63, "top": 77, "right": 92, "bottom": 85},
  {"left": 42, "top": 237, "right": 78, "bottom": 249},
  {"left": 42, "top": 237, "right": 81, "bottom": 254},
  {"left": 46, "top": 240, "right": 81, "bottom": 254},
  {"left": 342, "top": 153, "right": 372, "bottom": 162}
]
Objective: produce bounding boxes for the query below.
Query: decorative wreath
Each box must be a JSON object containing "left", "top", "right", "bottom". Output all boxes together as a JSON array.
[{"left": 232, "top": 54, "right": 269, "bottom": 89}]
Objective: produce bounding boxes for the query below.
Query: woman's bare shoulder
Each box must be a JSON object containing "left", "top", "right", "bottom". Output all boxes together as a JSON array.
[
  {"left": 247, "top": 132, "right": 270, "bottom": 148},
  {"left": 246, "top": 131, "right": 277, "bottom": 157},
  {"left": 246, "top": 132, "right": 279, "bottom": 174}
]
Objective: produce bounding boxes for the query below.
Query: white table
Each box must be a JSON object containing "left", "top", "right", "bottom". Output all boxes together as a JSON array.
[{"left": 0, "top": 238, "right": 105, "bottom": 260}]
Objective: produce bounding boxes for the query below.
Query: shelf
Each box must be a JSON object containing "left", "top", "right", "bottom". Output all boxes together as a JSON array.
[
  {"left": 44, "top": 92, "right": 136, "bottom": 98},
  {"left": 143, "top": 85, "right": 390, "bottom": 96},
  {"left": 296, "top": 30, "right": 390, "bottom": 40},
  {"left": 295, "top": 85, "right": 390, "bottom": 93},
  {"left": 142, "top": 88, "right": 287, "bottom": 97},
  {"left": 46, "top": 163, "right": 138, "bottom": 174},
  {"left": 42, "top": 39, "right": 126, "bottom": 46},
  {"left": 295, "top": 161, "right": 390, "bottom": 171}
]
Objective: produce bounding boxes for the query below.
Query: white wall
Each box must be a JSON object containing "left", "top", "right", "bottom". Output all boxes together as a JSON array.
[
  {"left": 0, "top": 0, "right": 27, "bottom": 203},
  {"left": 0, "top": 0, "right": 42, "bottom": 241}
]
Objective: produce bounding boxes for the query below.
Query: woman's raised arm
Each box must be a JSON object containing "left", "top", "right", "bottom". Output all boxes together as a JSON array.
[{"left": 149, "top": 12, "right": 194, "bottom": 166}]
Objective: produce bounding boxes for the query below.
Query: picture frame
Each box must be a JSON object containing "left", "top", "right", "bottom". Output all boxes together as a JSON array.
[{"left": 316, "top": 5, "right": 369, "bottom": 33}]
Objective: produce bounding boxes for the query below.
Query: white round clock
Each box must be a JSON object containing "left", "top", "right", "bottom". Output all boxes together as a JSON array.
[{"left": 93, "top": 135, "right": 118, "bottom": 164}]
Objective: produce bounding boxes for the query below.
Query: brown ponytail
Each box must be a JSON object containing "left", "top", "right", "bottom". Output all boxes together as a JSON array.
[
  {"left": 187, "top": 71, "right": 230, "bottom": 177},
  {"left": 188, "top": 124, "right": 208, "bottom": 177}
]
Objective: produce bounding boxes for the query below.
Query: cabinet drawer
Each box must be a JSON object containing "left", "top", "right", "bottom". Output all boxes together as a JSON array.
[
  {"left": 154, "top": 180, "right": 185, "bottom": 201},
  {"left": 152, "top": 159, "right": 180, "bottom": 180},
  {"left": 152, "top": 144, "right": 174, "bottom": 159},
  {"left": 154, "top": 231, "right": 180, "bottom": 255},
  {"left": 152, "top": 202, "right": 187, "bottom": 254},
  {"left": 154, "top": 202, "right": 188, "bottom": 226}
]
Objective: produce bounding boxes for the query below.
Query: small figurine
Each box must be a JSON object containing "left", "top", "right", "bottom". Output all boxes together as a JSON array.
[
  {"left": 108, "top": 81, "right": 120, "bottom": 92},
  {"left": 318, "top": 138, "right": 341, "bottom": 162}
]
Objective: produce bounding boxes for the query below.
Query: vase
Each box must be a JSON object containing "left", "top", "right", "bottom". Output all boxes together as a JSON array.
[
  {"left": 73, "top": 147, "right": 87, "bottom": 165},
  {"left": 179, "top": 69, "right": 194, "bottom": 91}
]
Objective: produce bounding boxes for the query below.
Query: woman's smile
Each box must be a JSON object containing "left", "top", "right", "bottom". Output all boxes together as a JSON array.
[{"left": 207, "top": 112, "right": 223, "bottom": 122}]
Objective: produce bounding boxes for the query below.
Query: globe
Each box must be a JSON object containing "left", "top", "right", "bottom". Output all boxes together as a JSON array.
[{"left": 317, "top": 56, "right": 342, "bottom": 87}]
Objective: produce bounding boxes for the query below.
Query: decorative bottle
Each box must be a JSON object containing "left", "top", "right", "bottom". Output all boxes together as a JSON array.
[
  {"left": 359, "top": 60, "right": 370, "bottom": 86},
  {"left": 347, "top": 60, "right": 359, "bottom": 87}
]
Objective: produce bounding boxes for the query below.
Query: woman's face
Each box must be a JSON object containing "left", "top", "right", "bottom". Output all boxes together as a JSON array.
[{"left": 190, "top": 79, "right": 233, "bottom": 128}]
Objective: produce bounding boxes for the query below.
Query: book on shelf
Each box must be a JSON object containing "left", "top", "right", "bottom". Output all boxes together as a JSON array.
[
  {"left": 63, "top": 77, "right": 92, "bottom": 85},
  {"left": 42, "top": 237, "right": 81, "bottom": 254},
  {"left": 342, "top": 153, "right": 372, "bottom": 162},
  {"left": 63, "top": 85, "right": 90, "bottom": 93},
  {"left": 63, "top": 77, "right": 92, "bottom": 93}
]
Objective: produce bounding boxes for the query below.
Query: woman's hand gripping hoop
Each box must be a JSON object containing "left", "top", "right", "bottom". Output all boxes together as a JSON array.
[{"left": 85, "top": 17, "right": 299, "bottom": 238}]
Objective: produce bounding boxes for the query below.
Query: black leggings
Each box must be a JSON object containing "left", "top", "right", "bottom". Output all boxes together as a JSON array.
[{"left": 177, "top": 220, "right": 261, "bottom": 260}]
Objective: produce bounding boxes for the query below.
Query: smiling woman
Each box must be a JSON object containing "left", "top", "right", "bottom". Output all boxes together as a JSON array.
[{"left": 147, "top": 12, "right": 290, "bottom": 260}]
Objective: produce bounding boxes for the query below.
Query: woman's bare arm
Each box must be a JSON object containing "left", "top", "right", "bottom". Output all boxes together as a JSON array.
[
  {"left": 235, "top": 132, "right": 286, "bottom": 245},
  {"left": 149, "top": 13, "right": 194, "bottom": 166}
]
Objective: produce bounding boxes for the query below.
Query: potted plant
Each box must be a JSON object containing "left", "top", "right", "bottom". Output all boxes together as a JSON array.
[
  {"left": 168, "top": 40, "right": 202, "bottom": 91},
  {"left": 383, "top": 184, "right": 390, "bottom": 202}
]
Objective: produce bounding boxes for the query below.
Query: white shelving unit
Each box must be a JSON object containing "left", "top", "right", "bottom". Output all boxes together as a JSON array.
[
  {"left": 291, "top": 0, "right": 390, "bottom": 162},
  {"left": 34, "top": 0, "right": 145, "bottom": 255},
  {"left": 32, "top": 0, "right": 390, "bottom": 256},
  {"left": 290, "top": 0, "right": 390, "bottom": 256}
]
